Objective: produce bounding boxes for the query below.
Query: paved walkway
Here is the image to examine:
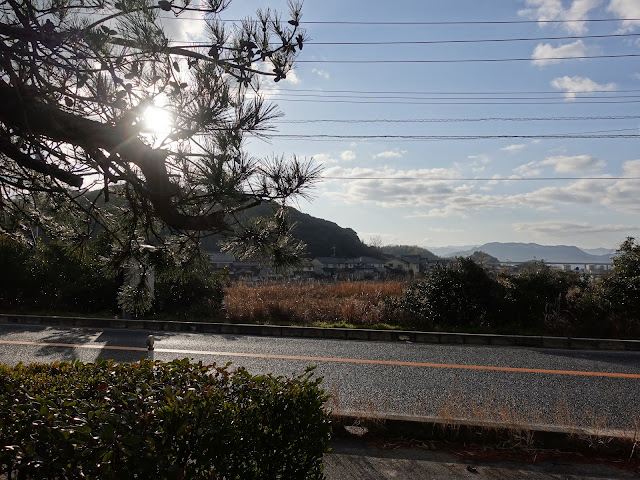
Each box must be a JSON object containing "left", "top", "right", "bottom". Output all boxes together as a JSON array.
[{"left": 325, "top": 438, "right": 639, "bottom": 479}]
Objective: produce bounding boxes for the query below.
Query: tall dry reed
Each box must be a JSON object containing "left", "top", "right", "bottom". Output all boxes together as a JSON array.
[{"left": 224, "top": 281, "right": 406, "bottom": 326}]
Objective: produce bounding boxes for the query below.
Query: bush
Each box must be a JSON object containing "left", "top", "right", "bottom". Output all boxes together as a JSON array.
[
  {"left": 0, "top": 235, "right": 31, "bottom": 310},
  {"left": 597, "top": 237, "right": 640, "bottom": 336},
  {"left": 392, "top": 258, "right": 506, "bottom": 329},
  {"left": 152, "top": 270, "right": 225, "bottom": 319},
  {"left": 0, "top": 359, "right": 331, "bottom": 479},
  {"left": 502, "top": 262, "right": 587, "bottom": 331},
  {"left": 0, "top": 236, "right": 119, "bottom": 314}
]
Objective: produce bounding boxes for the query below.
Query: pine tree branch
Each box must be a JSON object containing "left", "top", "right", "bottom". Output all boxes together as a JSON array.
[
  {"left": 0, "top": 135, "right": 83, "bottom": 188},
  {"left": 0, "top": 81, "right": 227, "bottom": 231}
]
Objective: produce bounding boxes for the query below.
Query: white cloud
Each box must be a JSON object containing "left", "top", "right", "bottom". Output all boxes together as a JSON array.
[
  {"left": 320, "top": 161, "right": 640, "bottom": 218},
  {"left": 532, "top": 40, "right": 589, "bottom": 65},
  {"left": 519, "top": 0, "right": 603, "bottom": 34},
  {"left": 540, "top": 154, "right": 605, "bottom": 172},
  {"left": 635, "top": 73, "right": 640, "bottom": 80},
  {"left": 501, "top": 144, "right": 527, "bottom": 152},
  {"left": 607, "top": 0, "right": 640, "bottom": 32},
  {"left": 467, "top": 154, "right": 490, "bottom": 161},
  {"left": 312, "top": 153, "right": 337, "bottom": 165},
  {"left": 513, "top": 221, "right": 632, "bottom": 236},
  {"left": 551, "top": 75, "right": 616, "bottom": 99},
  {"left": 601, "top": 160, "right": 640, "bottom": 213},
  {"left": 622, "top": 158, "right": 640, "bottom": 175},
  {"left": 322, "top": 166, "right": 466, "bottom": 208},
  {"left": 340, "top": 150, "right": 357, "bottom": 162},
  {"left": 372, "top": 149, "right": 407, "bottom": 159},
  {"left": 283, "top": 68, "right": 300, "bottom": 85},
  {"left": 513, "top": 161, "right": 543, "bottom": 177},
  {"left": 254, "top": 61, "right": 300, "bottom": 99},
  {"left": 161, "top": 12, "right": 206, "bottom": 42},
  {"left": 311, "top": 68, "right": 330, "bottom": 80}
]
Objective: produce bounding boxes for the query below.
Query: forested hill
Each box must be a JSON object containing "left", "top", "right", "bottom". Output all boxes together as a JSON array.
[
  {"left": 82, "top": 190, "right": 377, "bottom": 258},
  {"left": 381, "top": 245, "right": 439, "bottom": 261},
  {"left": 201, "top": 203, "right": 380, "bottom": 259}
]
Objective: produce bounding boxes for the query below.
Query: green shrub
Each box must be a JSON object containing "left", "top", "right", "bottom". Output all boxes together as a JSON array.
[
  {"left": 597, "top": 237, "right": 640, "bottom": 336},
  {"left": 391, "top": 258, "right": 507, "bottom": 329},
  {"left": 501, "top": 262, "right": 587, "bottom": 331},
  {"left": 0, "top": 359, "right": 331, "bottom": 479},
  {"left": 153, "top": 270, "right": 225, "bottom": 319},
  {"left": 27, "top": 240, "right": 119, "bottom": 313},
  {"left": 0, "top": 235, "right": 31, "bottom": 310}
]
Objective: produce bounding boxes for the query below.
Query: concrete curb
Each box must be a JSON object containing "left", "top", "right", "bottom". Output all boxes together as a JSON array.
[
  {"left": 1, "top": 313, "right": 639, "bottom": 351},
  {"left": 331, "top": 412, "right": 637, "bottom": 456}
]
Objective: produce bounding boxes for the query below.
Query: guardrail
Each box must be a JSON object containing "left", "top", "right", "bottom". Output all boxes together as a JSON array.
[{"left": 1, "top": 313, "right": 639, "bottom": 351}]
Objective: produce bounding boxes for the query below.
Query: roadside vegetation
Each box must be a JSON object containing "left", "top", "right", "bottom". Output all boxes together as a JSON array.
[
  {"left": 0, "top": 359, "right": 330, "bottom": 479},
  {"left": 2, "top": 234, "right": 639, "bottom": 339}
]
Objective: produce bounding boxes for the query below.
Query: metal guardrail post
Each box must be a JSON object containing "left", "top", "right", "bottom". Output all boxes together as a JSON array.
[{"left": 146, "top": 334, "right": 155, "bottom": 361}]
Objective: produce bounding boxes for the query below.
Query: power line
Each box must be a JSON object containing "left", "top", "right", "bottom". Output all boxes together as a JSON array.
[
  {"left": 266, "top": 98, "right": 640, "bottom": 105},
  {"left": 264, "top": 87, "right": 640, "bottom": 96},
  {"left": 74, "top": 10, "right": 640, "bottom": 27},
  {"left": 300, "top": 32, "right": 640, "bottom": 45},
  {"left": 275, "top": 115, "right": 640, "bottom": 124},
  {"left": 295, "top": 53, "right": 640, "bottom": 64},
  {"left": 295, "top": 18, "right": 640, "bottom": 26},
  {"left": 269, "top": 134, "right": 640, "bottom": 141},
  {"left": 321, "top": 176, "right": 640, "bottom": 181},
  {"left": 168, "top": 14, "right": 640, "bottom": 25},
  {"left": 262, "top": 93, "right": 640, "bottom": 101},
  {"left": 166, "top": 32, "right": 640, "bottom": 47}
]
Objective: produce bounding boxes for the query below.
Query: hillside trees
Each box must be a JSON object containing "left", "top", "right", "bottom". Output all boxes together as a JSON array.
[{"left": 0, "top": 0, "right": 318, "bottom": 309}]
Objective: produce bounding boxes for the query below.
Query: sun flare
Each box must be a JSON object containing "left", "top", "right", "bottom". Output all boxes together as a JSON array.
[{"left": 141, "top": 105, "right": 172, "bottom": 135}]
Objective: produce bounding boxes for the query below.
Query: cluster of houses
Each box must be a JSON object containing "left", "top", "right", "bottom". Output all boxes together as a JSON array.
[
  {"left": 207, "top": 251, "right": 450, "bottom": 282},
  {"left": 207, "top": 250, "right": 614, "bottom": 282}
]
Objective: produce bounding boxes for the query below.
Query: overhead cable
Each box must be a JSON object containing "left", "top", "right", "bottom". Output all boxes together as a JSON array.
[
  {"left": 165, "top": 32, "right": 640, "bottom": 47},
  {"left": 295, "top": 53, "right": 640, "bottom": 64},
  {"left": 265, "top": 98, "right": 640, "bottom": 105},
  {"left": 261, "top": 93, "right": 640, "bottom": 100},
  {"left": 268, "top": 133, "right": 640, "bottom": 140},
  {"left": 264, "top": 87, "right": 640, "bottom": 96},
  {"left": 321, "top": 176, "right": 640, "bottom": 181},
  {"left": 275, "top": 115, "right": 640, "bottom": 124}
]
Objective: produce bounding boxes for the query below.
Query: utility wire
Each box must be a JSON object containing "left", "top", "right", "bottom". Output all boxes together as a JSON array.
[
  {"left": 321, "top": 176, "right": 640, "bottom": 181},
  {"left": 73, "top": 10, "right": 640, "bottom": 26},
  {"left": 158, "top": 13, "right": 640, "bottom": 25},
  {"left": 268, "top": 134, "right": 640, "bottom": 140},
  {"left": 295, "top": 53, "right": 640, "bottom": 64},
  {"left": 165, "top": 32, "right": 640, "bottom": 47},
  {"left": 275, "top": 115, "right": 640, "bottom": 124},
  {"left": 265, "top": 98, "right": 640, "bottom": 105},
  {"left": 260, "top": 93, "right": 640, "bottom": 100},
  {"left": 264, "top": 87, "right": 640, "bottom": 96},
  {"left": 290, "top": 18, "right": 640, "bottom": 25}
]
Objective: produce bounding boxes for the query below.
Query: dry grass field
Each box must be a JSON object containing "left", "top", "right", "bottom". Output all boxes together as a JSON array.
[{"left": 224, "top": 281, "right": 405, "bottom": 326}]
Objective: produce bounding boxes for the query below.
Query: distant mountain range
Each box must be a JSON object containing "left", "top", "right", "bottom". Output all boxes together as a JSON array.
[
  {"left": 194, "top": 202, "right": 615, "bottom": 264},
  {"left": 433, "top": 242, "right": 615, "bottom": 264}
]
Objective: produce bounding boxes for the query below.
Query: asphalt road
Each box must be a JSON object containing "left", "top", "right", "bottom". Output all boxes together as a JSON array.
[{"left": 1, "top": 323, "right": 639, "bottom": 431}]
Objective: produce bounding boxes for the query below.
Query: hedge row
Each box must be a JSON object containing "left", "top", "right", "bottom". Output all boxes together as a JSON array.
[{"left": 0, "top": 359, "right": 331, "bottom": 479}]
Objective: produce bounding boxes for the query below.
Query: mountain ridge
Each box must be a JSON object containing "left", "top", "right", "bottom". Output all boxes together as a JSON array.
[{"left": 438, "top": 242, "right": 614, "bottom": 263}]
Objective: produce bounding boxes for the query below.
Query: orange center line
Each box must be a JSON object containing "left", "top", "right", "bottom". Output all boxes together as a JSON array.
[{"left": 2, "top": 340, "right": 640, "bottom": 379}]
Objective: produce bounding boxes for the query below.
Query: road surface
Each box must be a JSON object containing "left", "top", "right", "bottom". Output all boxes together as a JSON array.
[{"left": 1, "top": 323, "right": 639, "bottom": 431}]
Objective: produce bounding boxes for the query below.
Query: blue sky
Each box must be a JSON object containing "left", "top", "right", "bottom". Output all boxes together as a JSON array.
[{"left": 169, "top": 0, "right": 640, "bottom": 249}]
